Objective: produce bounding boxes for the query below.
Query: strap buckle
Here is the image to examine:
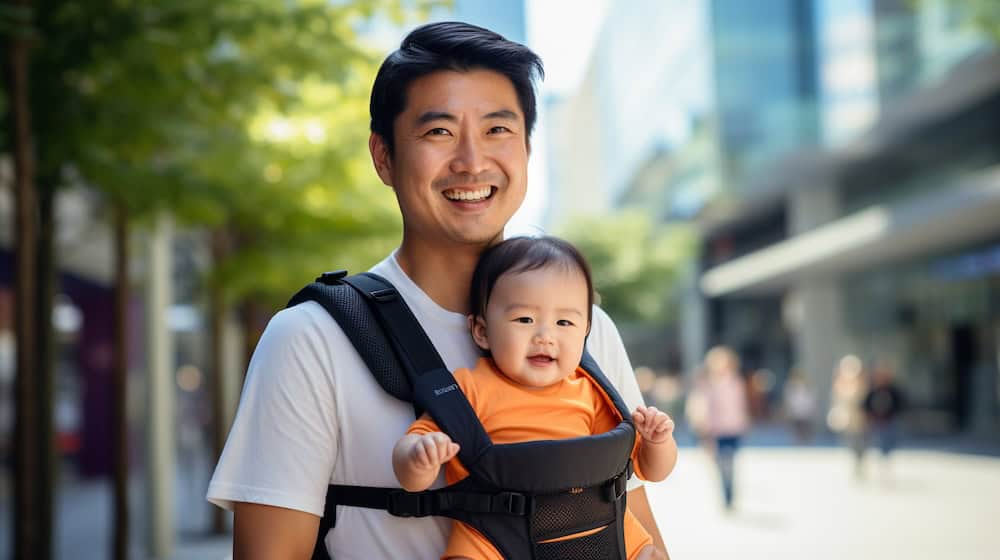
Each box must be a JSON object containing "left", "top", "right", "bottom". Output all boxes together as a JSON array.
[
  {"left": 370, "top": 287, "right": 397, "bottom": 302},
  {"left": 494, "top": 491, "right": 529, "bottom": 515},
  {"left": 387, "top": 491, "right": 433, "bottom": 518},
  {"left": 317, "top": 270, "right": 348, "bottom": 285},
  {"left": 604, "top": 472, "right": 628, "bottom": 502}
]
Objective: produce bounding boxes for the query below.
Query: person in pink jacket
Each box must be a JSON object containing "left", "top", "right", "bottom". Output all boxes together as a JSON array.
[{"left": 700, "top": 346, "right": 750, "bottom": 510}]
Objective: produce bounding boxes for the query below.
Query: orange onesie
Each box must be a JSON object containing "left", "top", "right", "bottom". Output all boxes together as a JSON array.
[{"left": 407, "top": 358, "right": 652, "bottom": 560}]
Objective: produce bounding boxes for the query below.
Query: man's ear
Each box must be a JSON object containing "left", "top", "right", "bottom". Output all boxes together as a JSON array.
[
  {"left": 469, "top": 315, "right": 490, "bottom": 351},
  {"left": 369, "top": 132, "right": 393, "bottom": 187}
]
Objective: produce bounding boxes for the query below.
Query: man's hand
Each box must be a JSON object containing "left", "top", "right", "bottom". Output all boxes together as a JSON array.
[
  {"left": 633, "top": 406, "right": 675, "bottom": 444},
  {"left": 392, "top": 432, "right": 459, "bottom": 492}
]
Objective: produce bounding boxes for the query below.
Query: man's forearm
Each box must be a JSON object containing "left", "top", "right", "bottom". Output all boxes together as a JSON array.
[{"left": 628, "top": 486, "right": 670, "bottom": 559}]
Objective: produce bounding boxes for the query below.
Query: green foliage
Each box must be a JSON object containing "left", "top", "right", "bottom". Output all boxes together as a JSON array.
[
  {"left": 913, "top": 0, "right": 1000, "bottom": 43},
  {"left": 967, "top": 0, "right": 1000, "bottom": 42},
  {"left": 557, "top": 211, "right": 695, "bottom": 325},
  {"left": 6, "top": 0, "right": 452, "bottom": 304}
]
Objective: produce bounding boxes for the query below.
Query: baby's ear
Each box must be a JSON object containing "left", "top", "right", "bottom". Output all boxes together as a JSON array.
[{"left": 469, "top": 315, "right": 490, "bottom": 351}]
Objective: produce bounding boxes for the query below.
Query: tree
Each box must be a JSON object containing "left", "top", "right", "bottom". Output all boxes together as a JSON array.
[
  {"left": 557, "top": 211, "right": 695, "bottom": 325},
  {"left": 2, "top": 2, "right": 44, "bottom": 558},
  {"left": 3, "top": 1, "right": 439, "bottom": 556}
]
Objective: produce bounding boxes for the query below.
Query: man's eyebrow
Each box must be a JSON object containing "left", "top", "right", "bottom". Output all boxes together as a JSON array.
[
  {"left": 415, "top": 111, "right": 457, "bottom": 125},
  {"left": 485, "top": 109, "right": 519, "bottom": 121},
  {"left": 416, "top": 109, "right": 520, "bottom": 125}
]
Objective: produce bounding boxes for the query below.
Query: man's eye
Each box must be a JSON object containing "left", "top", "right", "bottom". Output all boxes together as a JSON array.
[
  {"left": 514, "top": 317, "right": 533, "bottom": 324},
  {"left": 425, "top": 128, "right": 451, "bottom": 136},
  {"left": 488, "top": 125, "right": 511, "bottom": 134}
]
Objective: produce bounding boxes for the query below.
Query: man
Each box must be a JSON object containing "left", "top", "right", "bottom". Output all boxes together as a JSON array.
[{"left": 208, "top": 21, "right": 669, "bottom": 558}]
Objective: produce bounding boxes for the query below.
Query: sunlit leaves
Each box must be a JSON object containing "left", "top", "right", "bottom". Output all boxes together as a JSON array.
[
  {"left": 11, "top": 0, "right": 452, "bottom": 306},
  {"left": 558, "top": 211, "right": 695, "bottom": 324}
]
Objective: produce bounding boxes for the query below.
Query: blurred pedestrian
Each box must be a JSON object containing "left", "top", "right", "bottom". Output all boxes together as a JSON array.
[
  {"left": 864, "top": 360, "right": 905, "bottom": 478},
  {"left": 684, "top": 368, "right": 710, "bottom": 448},
  {"left": 782, "top": 368, "right": 816, "bottom": 444},
  {"left": 748, "top": 368, "right": 776, "bottom": 421},
  {"left": 702, "top": 346, "right": 750, "bottom": 510},
  {"left": 827, "top": 355, "right": 868, "bottom": 478}
]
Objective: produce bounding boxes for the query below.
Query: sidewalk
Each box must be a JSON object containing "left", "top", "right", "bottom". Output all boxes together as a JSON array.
[{"left": 648, "top": 446, "right": 1000, "bottom": 560}]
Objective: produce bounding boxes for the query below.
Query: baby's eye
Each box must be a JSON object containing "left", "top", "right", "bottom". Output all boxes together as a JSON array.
[
  {"left": 514, "top": 317, "right": 533, "bottom": 324},
  {"left": 556, "top": 319, "right": 574, "bottom": 327}
]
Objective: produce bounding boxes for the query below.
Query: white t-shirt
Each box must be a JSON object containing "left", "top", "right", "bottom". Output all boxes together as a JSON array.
[{"left": 207, "top": 252, "right": 647, "bottom": 559}]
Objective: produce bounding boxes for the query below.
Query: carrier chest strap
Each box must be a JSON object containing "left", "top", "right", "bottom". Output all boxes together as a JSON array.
[{"left": 322, "top": 484, "right": 531, "bottom": 520}]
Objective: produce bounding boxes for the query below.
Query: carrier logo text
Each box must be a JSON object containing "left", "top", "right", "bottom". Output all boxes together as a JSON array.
[{"left": 433, "top": 383, "right": 459, "bottom": 396}]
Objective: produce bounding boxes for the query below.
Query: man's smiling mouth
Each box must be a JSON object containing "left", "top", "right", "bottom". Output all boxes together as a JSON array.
[{"left": 443, "top": 186, "right": 495, "bottom": 202}]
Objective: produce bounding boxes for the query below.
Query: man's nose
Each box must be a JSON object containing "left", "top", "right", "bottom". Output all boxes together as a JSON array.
[{"left": 450, "top": 131, "right": 488, "bottom": 175}]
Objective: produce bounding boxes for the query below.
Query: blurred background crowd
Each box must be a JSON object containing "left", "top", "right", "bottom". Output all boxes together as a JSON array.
[{"left": 1, "top": 0, "right": 999, "bottom": 558}]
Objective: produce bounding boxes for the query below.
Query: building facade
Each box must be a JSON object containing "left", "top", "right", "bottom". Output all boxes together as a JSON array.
[{"left": 548, "top": 0, "right": 1000, "bottom": 434}]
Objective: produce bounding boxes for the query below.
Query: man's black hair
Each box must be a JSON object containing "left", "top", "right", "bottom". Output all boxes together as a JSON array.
[
  {"left": 370, "top": 21, "right": 544, "bottom": 156},
  {"left": 470, "top": 236, "right": 594, "bottom": 329}
]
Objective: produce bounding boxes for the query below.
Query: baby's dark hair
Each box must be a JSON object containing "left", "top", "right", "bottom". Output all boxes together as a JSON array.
[{"left": 469, "top": 236, "right": 594, "bottom": 327}]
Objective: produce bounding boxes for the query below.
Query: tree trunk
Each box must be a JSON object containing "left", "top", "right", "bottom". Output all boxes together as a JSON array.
[
  {"left": 240, "top": 299, "right": 262, "bottom": 383},
  {"left": 112, "top": 202, "right": 130, "bottom": 560},
  {"left": 6, "top": 1, "right": 41, "bottom": 557},
  {"left": 35, "top": 183, "right": 56, "bottom": 560},
  {"left": 208, "top": 229, "right": 228, "bottom": 534}
]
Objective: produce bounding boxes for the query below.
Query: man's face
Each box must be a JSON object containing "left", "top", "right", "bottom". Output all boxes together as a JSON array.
[{"left": 370, "top": 69, "right": 529, "bottom": 248}]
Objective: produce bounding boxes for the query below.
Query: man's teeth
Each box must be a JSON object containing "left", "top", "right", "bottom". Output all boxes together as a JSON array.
[{"left": 444, "top": 187, "right": 492, "bottom": 201}]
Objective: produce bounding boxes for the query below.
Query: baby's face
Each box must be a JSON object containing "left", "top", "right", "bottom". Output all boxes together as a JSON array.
[{"left": 471, "top": 264, "right": 589, "bottom": 388}]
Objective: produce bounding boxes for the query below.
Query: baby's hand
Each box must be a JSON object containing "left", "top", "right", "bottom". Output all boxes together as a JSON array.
[
  {"left": 632, "top": 406, "right": 675, "bottom": 444},
  {"left": 406, "top": 432, "right": 460, "bottom": 471}
]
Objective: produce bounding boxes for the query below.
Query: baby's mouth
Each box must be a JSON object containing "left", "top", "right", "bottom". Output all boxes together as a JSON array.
[{"left": 528, "top": 354, "right": 555, "bottom": 365}]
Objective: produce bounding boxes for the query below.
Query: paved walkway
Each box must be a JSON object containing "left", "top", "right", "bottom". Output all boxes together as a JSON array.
[{"left": 648, "top": 447, "right": 1000, "bottom": 560}]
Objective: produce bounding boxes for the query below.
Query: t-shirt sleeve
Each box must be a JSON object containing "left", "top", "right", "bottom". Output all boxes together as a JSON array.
[
  {"left": 206, "top": 303, "right": 341, "bottom": 517},
  {"left": 586, "top": 305, "right": 647, "bottom": 490},
  {"left": 587, "top": 305, "right": 646, "bottom": 413}
]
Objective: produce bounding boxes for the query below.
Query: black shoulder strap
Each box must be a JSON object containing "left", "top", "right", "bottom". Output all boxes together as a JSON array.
[
  {"left": 341, "top": 272, "right": 492, "bottom": 467},
  {"left": 289, "top": 271, "right": 495, "bottom": 560},
  {"left": 287, "top": 270, "right": 413, "bottom": 406},
  {"left": 289, "top": 270, "right": 493, "bottom": 459}
]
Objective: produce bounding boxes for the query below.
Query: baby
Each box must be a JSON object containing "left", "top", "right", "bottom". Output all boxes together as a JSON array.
[{"left": 393, "top": 236, "right": 676, "bottom": 560}]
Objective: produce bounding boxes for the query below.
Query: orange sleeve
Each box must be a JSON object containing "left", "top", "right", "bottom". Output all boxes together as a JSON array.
[
  {"left": 630, "top": 438, "right": 648, "bottom": 481},
  {"left": 406, "top": 413, "right": 441, "bottom": 437},
  {"left": 589, "top": 383, "right": 648, "bottom": 480}
]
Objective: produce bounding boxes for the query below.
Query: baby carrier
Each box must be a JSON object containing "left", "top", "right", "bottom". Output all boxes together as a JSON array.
[{"left": 289, "top": 270, "right": 638, "bottom": 560}]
